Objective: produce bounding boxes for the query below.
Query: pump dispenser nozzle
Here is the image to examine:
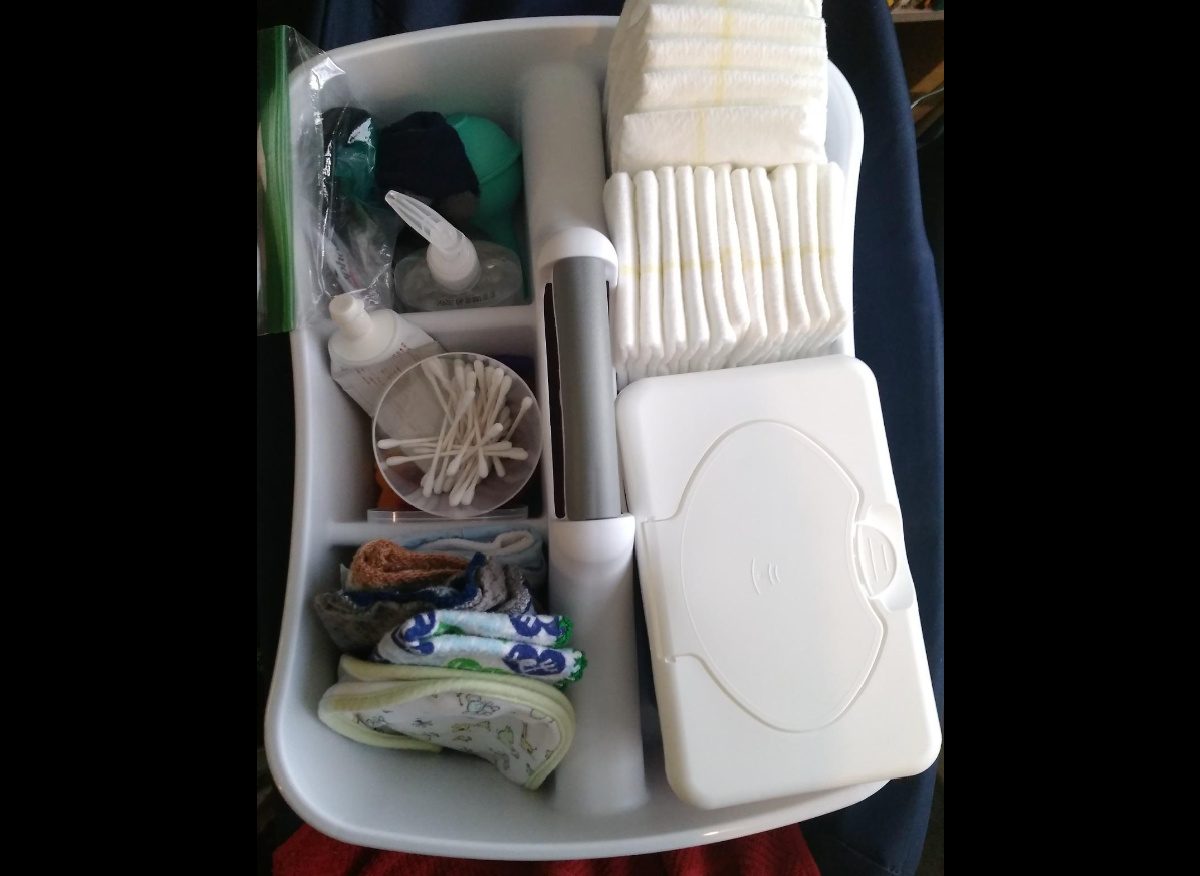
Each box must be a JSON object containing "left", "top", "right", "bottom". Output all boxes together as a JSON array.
[{"left": 386, "top": 191, "right": 482, "bottom": 292}]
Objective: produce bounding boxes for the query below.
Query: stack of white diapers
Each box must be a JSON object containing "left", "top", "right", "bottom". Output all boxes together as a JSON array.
[{"left": 604, "top": 0, "right": 852, "bottom": 386}]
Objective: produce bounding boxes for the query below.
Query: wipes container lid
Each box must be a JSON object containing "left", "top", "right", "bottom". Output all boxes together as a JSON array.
[{"left": 616, "top": 355, "right": 940, "bottom": 809}]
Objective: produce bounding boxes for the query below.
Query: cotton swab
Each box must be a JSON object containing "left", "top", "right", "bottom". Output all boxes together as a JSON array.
[
  {"left": 504, "top": 396, "right": 534, "bottom": 441},
  {"left": 385, "top": 439, "right": 514, "bottom": 453},
  {"left": 385, "top": 445, "right": 526, "bottom": 466},
  {"left": 433, "top": 389, "right": 474, "bottom": 495},
  {"left": 382, "top": 355, "right": 537, "bottom": 503}
]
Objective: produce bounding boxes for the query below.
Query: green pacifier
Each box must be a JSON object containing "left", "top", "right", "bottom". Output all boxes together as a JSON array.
[{"left": 446, "top": 113, "right": 523, "bottom": 258}]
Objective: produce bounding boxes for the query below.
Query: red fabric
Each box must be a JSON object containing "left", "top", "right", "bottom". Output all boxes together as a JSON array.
[{"left": 274, "top": 823, "right": 821, "bottom": 876}]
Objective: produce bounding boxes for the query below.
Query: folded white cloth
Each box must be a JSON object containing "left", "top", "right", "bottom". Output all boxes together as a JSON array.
[
  {"left": 606, "top": 1, "right": 825, "bottom": 88},
  {"left": 615, "top": 68, "right": 826, "bottom": 117},
  {"left": 620, "top": 0, "right": 823, "bottom": 26},
  {"left": 634, "top": 170, "right": 665, "bottom": 379},
  {"left": 608, "top": 69, "right": 826, "bottom": 176},
  {"left": 657, "top": 166, "right": 688, "bottom": 375},
  {"left": 613, "top": 105, "right": 827, "bottom": 174},
  {"left": 674, "top": 166, "right": 711, "bottom": 372},
  {"left": 620, "top": 5, "right": 826, "bottom": 47},
  {"left": 623, "top": 36, "right": 828, "bottom": 74},
  {"left": 605, "top": 37, "right": 829, "bottom": 166},
  {"left": 603, "top": 173, "right": 638, "bottom": 388}
]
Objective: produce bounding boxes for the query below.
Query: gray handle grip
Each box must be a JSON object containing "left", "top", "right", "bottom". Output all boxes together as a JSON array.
[{"left": 552, "top": 256, "right": 622, "bottom": 521}]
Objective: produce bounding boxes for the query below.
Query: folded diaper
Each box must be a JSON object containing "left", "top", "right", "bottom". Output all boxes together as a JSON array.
[
  {"left": 712, "top": 165, "right": 752, "bottom": 366},
  {"left": 605, "top": 0, "right": 830, "bottom": 149},
  {"left": 694, "top": 166, "right": 737, "bottom": 370},
  {"left": 621, "top": 0, "right": 823, "bottom": 25},
  {"left": 768, "top": 164, "right": 814, "bottom": 358},
  {"left": 607, "top": 2, "right": 825, "bottom": 94},
  {"left": 748, "top": 166, "right": 792, "bottom": 363},
  {"left": 315, "top": 554, "right": 535, "bottom": 654},
  {"left": 603, "top": 0, "right": 833, "bottom": 172},
  {"left": 674, "top": 165, "right": 711, "bottom": 372},
  {"left": 614, "top": 105, "right": 827, "bottom": 175},
  {"left": 620, "top": 5, "right": 826, "bottom": 48},
  {"left": 599, "top": 0, "right": 847, "bottom": 378},
  {"left": 657, "top": 166, "right": 688, "bottom": 375},
  {"left": 604, "top": 173, "right": 638, "bottom": 388},
  {"left": 608, "top": 4, "right": 825, "bottom": 78},
  {"left": 615, "top": 68, "right": 826, "bottom": 118},
  {"left": 633, "top": 170, "right": 664, "bottom": 380},
  {"left": 792, "top": 163, "right": 831, "bottom": 356},
  {"left": 373, "top": 608, "right": 586, "bottom": 685},
  {"left": 608, "top": 38, "right": 828, "bottom": 157},
  {"left": 729, "top": 167, "right": 772, "bottom": 366},
  {"left": 627, "top": 36, "right": 828, "bottom": 75},
  {"left": 815, "top": 161, "right": 850, "bottom": 353},
  {"left": 319, "top": 657, "right": 576, "bottom": 790},
  {"left": 603, "top": 162, "right": 852, "bottom": 383},
  {"left": 608, "top": 69, "right": 826, "bottom": 171}
]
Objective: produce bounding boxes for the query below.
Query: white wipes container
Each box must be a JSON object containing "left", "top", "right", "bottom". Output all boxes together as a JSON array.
[{"left": 615, "top": 355, "right": 941, "bottom": 809}]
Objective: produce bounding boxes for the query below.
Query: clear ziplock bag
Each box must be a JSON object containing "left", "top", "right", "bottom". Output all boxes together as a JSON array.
[{"left": 257, "top": 26, "right": 397, "bottom": 334}]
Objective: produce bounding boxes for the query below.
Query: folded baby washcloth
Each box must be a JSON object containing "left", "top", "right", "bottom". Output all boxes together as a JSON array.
[
  {"left": 342, "top": 553, "right": 533, "bottom": 613},
  {"left": 319, "top": 658, "right": 576, "bottom": 790},
  {"left": 314, "top": 554, "right": 535, "bottom": 654},
  {"left": 373, "top": 608, "right": 586, "bottom": 686},
  {"left": 400, "top": 525, "right": 547, "bottom": 591},
  {"left": 346, "top": 538, "right": 469, "bottom": 590}
]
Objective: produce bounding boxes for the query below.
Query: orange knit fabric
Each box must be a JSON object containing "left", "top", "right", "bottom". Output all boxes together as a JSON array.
[{"left": 347, "top": 539, "right": 470, "bottom": 590}]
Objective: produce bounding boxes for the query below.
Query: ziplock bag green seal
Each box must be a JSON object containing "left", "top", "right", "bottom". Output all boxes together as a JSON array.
[{"left": 257, "top": 26, "right": 303, "bottom": 334}]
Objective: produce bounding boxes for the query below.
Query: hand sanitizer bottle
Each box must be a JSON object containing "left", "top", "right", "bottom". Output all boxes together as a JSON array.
[{"left": 387, "top": 191, "right": 522, "bottom": 312}]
